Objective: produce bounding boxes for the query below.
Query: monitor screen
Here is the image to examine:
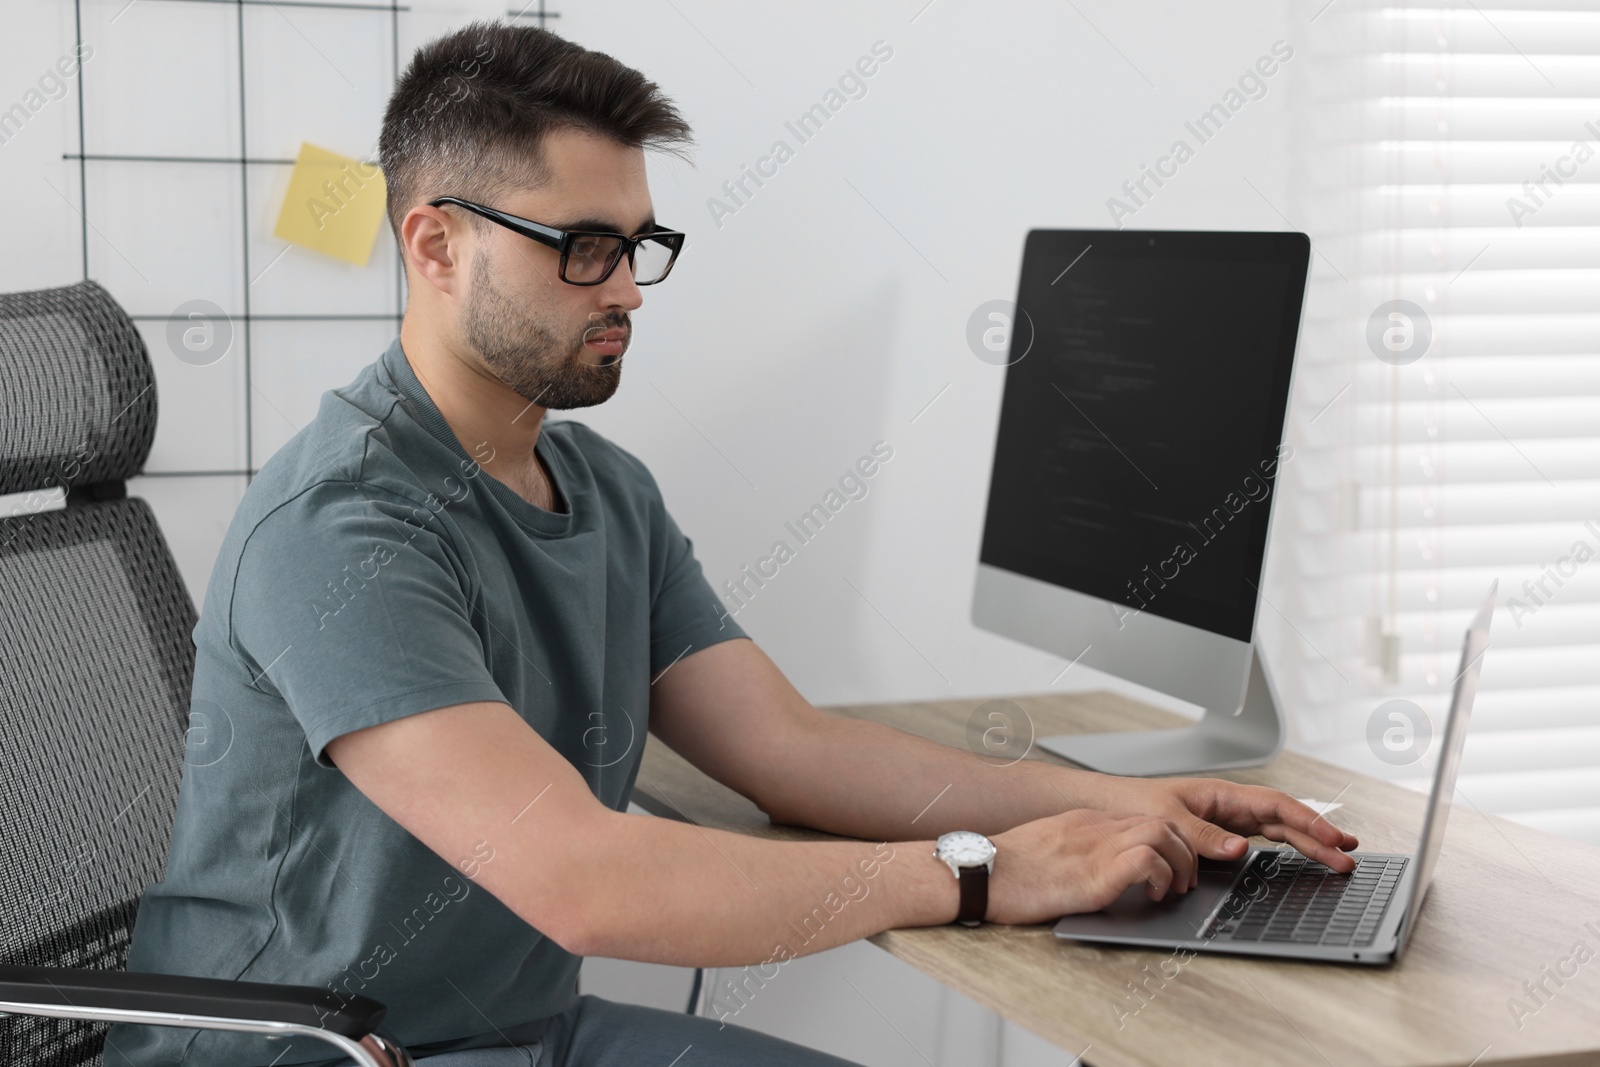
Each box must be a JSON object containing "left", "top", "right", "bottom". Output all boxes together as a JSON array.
[{"left": 978, "top": 230, "right": 1310, "bottom": 642}]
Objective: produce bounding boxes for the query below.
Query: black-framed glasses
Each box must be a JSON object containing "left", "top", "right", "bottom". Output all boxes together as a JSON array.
[{"left": 429, "top": 196, "right": 685, "bottom": 286}]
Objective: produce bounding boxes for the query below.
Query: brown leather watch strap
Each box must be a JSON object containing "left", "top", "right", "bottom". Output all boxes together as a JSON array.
[{"left": 956, "top": 864, "right": 988, "bottom": 926}]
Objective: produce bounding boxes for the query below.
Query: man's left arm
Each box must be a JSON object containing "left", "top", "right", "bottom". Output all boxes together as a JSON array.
[{"left": 648, "top": 638, "right": 1358, "bottom": 872}]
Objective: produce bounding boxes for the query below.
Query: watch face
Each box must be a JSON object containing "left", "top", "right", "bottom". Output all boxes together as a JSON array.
[{"left": 936, "top": 831, "right": 995, "bottom": 866}]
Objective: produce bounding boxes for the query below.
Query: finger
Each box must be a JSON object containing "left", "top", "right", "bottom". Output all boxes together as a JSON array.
[
  {"left": 1291, "top": 807, "right": 1359, "bottom": 851},
  {"left": 1092, "top": 819, "right": 1174, "bottom": 898},
  {"left": 1156, "top": 818, "right": 1198, "bottom": 895},
  {"left": 1258, "top": 791, "right": 1360, "bottom": 851},
  {"left": 1089, "top": 847, "right": 1172, "bottom": 910},
  {"left": 1117, "top": 843, "right": 1176, "bottom": 902},
  {"left": 1078, "top": 814, "right": 1185, "bottom": 898},
  {"left": 1257, "top": 822, "right": 1359, "bottom": 872},
  {"left": 1121, "top": 818, "right": 1197, "bottom": 897},
  {"left": 1177, "top": 810, "right": 1251, "bottom": 862},
  {"left": 1207, "top": 785, "right": 1361, "bottom": 853},
  {"left": 1099, "top": 812, "right": 1198, "bottom": 889},
  {"left": 1295, "top": 818, "right": 1358, "bottom": 854}
]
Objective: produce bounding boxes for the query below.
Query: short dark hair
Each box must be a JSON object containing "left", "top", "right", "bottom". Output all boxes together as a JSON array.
[{"left": 378, "top": 21, "right": 693, "bottom": 255}]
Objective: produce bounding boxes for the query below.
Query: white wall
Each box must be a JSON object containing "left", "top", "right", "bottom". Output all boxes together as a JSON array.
[
  {"left": 570, "top": 1, "right": 1301, "bottom": 718},
  {"left": 3, "top": 2, "right": 1296, "bottom": 1063}
]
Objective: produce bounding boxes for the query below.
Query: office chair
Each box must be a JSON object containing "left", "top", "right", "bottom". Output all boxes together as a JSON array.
[{"left": 0, "top": 279, "right": 412, "bottom": 1067}]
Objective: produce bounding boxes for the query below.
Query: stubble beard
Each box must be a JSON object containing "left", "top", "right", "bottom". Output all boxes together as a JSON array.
[{"left": 463, "top": 250, "right": 627, "bottom": 410}]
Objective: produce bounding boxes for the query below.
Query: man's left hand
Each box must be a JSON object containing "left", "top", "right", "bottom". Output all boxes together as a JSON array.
[{"left": 1071, "top": 775, "right": 1361, "bottom": 883}]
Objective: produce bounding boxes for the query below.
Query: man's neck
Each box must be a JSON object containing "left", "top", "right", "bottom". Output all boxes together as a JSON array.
[{"left": 399, "top": 319, "right": 549, "bottom": 500}]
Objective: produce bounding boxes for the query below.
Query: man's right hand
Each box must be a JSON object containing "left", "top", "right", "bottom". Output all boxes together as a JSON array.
[{"left": 986, "top": 808, "right": 1200, "bottom": 923}]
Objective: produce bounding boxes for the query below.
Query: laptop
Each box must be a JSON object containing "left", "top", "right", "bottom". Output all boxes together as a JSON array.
[{"left": 1051, "top": 580, "right": 1496, "bottom": 965}]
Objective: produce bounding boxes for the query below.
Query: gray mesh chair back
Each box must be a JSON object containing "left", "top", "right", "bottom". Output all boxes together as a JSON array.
[{"left": 0, "top": 279, "right": 196, "bottom": 1067}]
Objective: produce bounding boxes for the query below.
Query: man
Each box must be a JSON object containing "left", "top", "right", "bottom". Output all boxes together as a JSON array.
[{"left": 109, "top": 21, "right": 1357, "bottom": 1067}]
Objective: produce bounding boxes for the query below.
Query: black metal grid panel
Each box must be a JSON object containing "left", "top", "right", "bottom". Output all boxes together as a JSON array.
[{"left": 64, "top": 0, "right": 561, "bottom": 484}]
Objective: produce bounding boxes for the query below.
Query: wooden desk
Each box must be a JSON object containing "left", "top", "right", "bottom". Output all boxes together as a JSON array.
[{"left": 630, "top": 691, "right": 1600, "bottom": 1067}]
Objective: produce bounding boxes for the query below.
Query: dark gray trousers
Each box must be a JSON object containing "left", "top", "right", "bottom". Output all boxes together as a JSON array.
[{"left": 331, "top": 994, "right": 864, "bottom": 1067}]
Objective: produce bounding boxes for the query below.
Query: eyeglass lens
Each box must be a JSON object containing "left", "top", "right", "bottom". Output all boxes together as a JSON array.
[{"left": 565, "top": 234, "right": 675, "bottom": 284}]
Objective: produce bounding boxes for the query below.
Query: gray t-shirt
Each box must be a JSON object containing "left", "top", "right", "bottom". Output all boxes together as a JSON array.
[{"left": 107, "top": 337, "right": 745, "bottom": 1066}]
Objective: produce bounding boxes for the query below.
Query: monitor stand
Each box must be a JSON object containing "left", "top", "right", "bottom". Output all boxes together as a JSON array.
[{"left": 1035, "top": 646, "right": 1285, "bottom": 776}]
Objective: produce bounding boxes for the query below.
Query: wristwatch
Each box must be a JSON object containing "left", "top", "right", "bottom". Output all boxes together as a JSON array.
[{"left": 934, "top": 831, "right": 996, "bottom": 927}]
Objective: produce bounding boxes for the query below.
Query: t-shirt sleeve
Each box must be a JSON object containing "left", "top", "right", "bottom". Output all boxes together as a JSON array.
[
  {"left": 229, "top": 480, "right": 508, "bottom": 768},
  {"left": 648, "top": 495, "right": 748, "bottom": 677}
]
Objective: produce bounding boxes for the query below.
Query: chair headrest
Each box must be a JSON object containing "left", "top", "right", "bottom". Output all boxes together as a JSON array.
[{"left": 0, "top": 279, "right": 156, "bottom": 496}]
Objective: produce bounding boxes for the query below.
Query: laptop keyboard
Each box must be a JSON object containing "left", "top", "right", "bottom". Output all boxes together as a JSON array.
[{"left": 1201, "top": 852, "right": 1407, "bottom": 947}]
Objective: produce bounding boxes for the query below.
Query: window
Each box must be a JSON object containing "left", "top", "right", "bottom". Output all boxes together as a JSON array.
[{"left": 1268, "top": 1, "right": 1600, "bottom": 844}]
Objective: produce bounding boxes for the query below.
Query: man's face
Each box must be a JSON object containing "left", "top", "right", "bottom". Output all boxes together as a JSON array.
[{"left": 459, "top": 128, "right": 653, "bottom": 409}]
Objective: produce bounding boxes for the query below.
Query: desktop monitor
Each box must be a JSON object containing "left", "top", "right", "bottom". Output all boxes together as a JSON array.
[{"left": 972, "top": 229, "right": 1311, "bottom": 775}]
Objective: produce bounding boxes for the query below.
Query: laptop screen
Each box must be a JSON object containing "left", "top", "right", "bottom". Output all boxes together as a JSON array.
[{"left": 1397, "top": 582, "right": 1496, "bottom": 951}]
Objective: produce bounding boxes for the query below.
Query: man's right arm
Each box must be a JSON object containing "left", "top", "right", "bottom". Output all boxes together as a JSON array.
[{"left": 325, "top": 697, "right": 1200, "bottom": 967}]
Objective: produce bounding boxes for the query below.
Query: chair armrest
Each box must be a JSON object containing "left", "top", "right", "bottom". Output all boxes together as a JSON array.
[{"left": 0, "top": 964, "right": 384, "bottom": 1037}]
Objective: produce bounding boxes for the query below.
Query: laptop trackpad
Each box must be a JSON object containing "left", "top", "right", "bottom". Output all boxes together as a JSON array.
[{"left": 1053, "top": 855, "right": 1250, "bottom": 941}]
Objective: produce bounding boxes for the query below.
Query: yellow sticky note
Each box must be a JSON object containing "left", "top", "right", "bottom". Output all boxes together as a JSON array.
[{"left": 272, "top": 142, "right": 388, "bottom": 267}]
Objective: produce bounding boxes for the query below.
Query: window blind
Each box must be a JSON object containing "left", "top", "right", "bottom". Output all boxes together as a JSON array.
[{"left": 1267, "top": 0, "right": 1600, "bottom": 845}]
